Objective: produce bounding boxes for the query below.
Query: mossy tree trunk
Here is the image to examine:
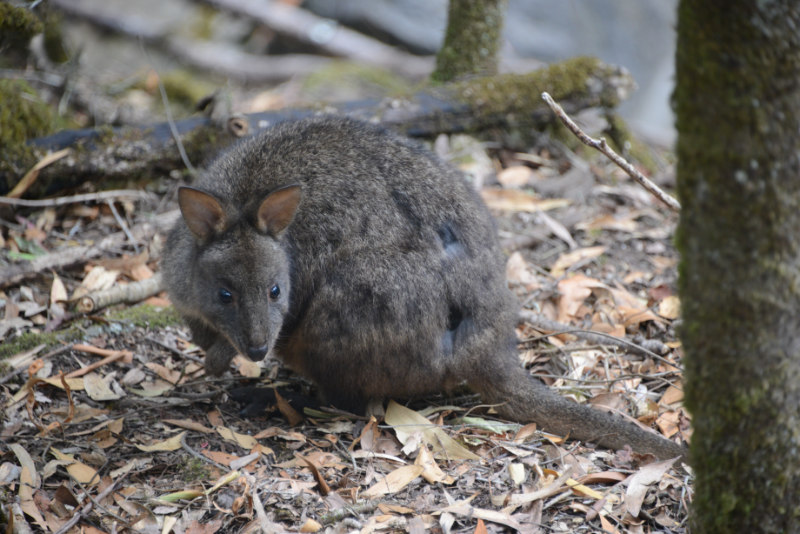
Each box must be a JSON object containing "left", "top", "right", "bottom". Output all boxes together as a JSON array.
[
  {"left": 432, "top": 0, "right": 507, "bottom": 83},
  {"left": 675, "top": 2, "right": 800, "bottom": 532}
]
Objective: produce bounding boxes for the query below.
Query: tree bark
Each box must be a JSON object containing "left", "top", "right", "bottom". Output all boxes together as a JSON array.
[
  {"left": 432, "top": 0, "right": 507, "bottom": 83},
  {"left": 675, "top": 2, "right": 800, "bottom": 532}
]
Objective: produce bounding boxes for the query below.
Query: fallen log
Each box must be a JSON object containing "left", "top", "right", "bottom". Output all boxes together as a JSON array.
[
  {"left": 5, "top": 57, "right": 635, "bottom": 198},
  {"left": 50, "top": 0, "right": 432, "bottom": 81}
]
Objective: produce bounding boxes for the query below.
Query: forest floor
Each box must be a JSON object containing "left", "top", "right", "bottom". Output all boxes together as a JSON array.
[
  {"left": 1, "top": 3, "right": 690, "bottom": 533},
  {"left": 1, "top": 133, "right": 691, "bottom": 534}
]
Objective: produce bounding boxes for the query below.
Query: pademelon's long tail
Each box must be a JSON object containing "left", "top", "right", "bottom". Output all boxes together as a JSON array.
[{"left": 473, "top": 363, "right": 688, "bottom": 461}]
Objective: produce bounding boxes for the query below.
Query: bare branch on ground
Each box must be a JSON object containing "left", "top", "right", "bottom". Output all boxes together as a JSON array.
[{"left": 541, "top": 91, "right": 681, "bottom": 212}]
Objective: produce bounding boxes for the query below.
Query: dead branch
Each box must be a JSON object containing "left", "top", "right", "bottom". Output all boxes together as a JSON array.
[
  {"left": 163, "top": 39, "right": 340, "bottom": 83},
  {"left": 49, "top": 0, "right": 431, "bottom": 81},
  {"left": 202, "top": 0, "right": 432, "bottom": 77},
  {"left": 65, "top": 345, "right": 132, "bottom": 378},
  {"left": 0, "top": 210, "right": 178, "bottom": 288},
  {"left": 541, "top": 91, "right": 681, "bottom": 212},
  {"left": 52, "top": 477, "right": 122, "bottom": 534},
  {"left": 49, "top": 0, "right": 329, "bottom": 82},
  {"left": 518, "top": 309, "right": 673, "bottom": 362},
  {"left": 0, "top": 189, "right": 155, "bottom": 207},
  {"left": 9, "top": 58, "right": 634, "bottom": 199},
  {"left": 75, "top": 273, "right": 163, "bottom": 313}
]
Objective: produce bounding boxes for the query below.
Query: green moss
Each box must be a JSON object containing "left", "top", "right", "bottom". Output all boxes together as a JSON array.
[
  {"left": 0, "top": 305, "right": 183, "bottom": 362},
  {"left": 41, "top": 9, "right": 69, "bottom": 64},
  {"left": 0, "top": 79, "right": 55, "bottom": 145},
  {"left": 179, "top": 457, "right": 212, "bottom": 481},
  {"left": 108, "top": 303, "right": 183, "bottom": 329},
  {"left": 181, "top": 124, "right": 225, "bottom": 167},
  {"left": 189, "top": 4, "right": 217, "bottom": 41},
  {"left": 0, "top": 329, "right": 80, "bottom": 362},
  {"left": 301, "top": 61, "right": 413, "bottom": 102},
  {"left": 0, "top": 2, "right": 43, "bottom": 59},
  {"left": 430, "top": 56, "right": 631, "bottom": 149},
  {"left": 0, "top": 79, "right": 59, "bottom": 181},
  {"left": 159, "top": 70, "right": 216, "bottom": 108},
  {"left": 453, "top": 57, "right": 622, "bottom": 118}
]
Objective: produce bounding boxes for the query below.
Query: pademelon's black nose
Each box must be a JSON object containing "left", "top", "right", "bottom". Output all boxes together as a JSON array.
[{"left": 246, "top": 344, "right": 269, "bottom": 361}]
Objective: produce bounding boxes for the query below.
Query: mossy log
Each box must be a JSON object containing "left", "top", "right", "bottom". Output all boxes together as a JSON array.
[{"left": 4, "top": 57, "right": 634, "bottom": 198}]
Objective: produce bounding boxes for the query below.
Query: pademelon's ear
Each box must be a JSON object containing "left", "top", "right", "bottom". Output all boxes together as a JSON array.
[
  {"left": 256, "top": 184, "right": 301, "bottom": 236},
  {"left": 178, "top": 186, "right": 228, "bottom": 242}
]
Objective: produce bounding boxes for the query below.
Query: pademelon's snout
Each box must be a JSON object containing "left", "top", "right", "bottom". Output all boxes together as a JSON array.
[{"left": 246, "top": 343, "right": 270, "bottom": 361}]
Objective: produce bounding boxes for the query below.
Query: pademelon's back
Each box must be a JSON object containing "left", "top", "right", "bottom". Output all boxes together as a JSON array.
[{"left": 197, "top": 117, "right": 498, "bottom": 258}]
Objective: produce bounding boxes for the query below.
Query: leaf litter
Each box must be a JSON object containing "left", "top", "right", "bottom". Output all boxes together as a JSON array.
[{"left": 0, "top": 141, "right": 691, "bottom": 533}]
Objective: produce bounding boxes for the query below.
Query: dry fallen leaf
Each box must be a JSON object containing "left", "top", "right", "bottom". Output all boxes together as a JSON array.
[
  {"left": 415, "top": 445, "right": 454, "bottom": 484},
  {"left": 439, "top": 499, "right": 523, "bottom": 531},
  {"left": 658, "top": 295, "right": 681, "bottom": 320},
  {"left": 276, "top": 389, "right": 304, "bottom": 426},
  {"left": 164, "top": 418, "right": 215, "bottom": 434},
  {"left": 384, "top": 401, "right": 480, "bottom": 461},
  {"left": 508, "top": 462, "right": 525, "bottom": 486},
  {"left": 361, "top": 465, "right": 424, "bottom": 499},
  {"left": 202, "top": 450, "right": 239, "bottom": 467},
  {"left": 49, "top": 272, "right": 67, "bottom": 306},
  {"left": 660, "top": 382, "right": 684, "bottom": 406},
  {"left": 39, "top": 376, "right": 85, "bottom": 391},
  {"left": 50, "top": 448, "right": 99, "bottom": 486},
  {"left": 496, "top": 166, "right": 534, "bottom": 188},
  {"left": 136, "top": 431, "right": 186, "bottom": 452},
  {"left": 83, "top": 372, "right": 124, "bottom": 401},
  {"left": 656, "top": 411, "right": 681, "bottom": 438},
  {"left": 579, "top": 471, "right": 629, "bottom": 485},
  {"left": 505, "top": 251, "right": 541, "bottom": 290},
  {"left": 72, "top": 265, "right": 119, "bottom": 300},
  {"left": 234, "top": 355, "right": 262, "bottom": 378},
  {"left": 216, "top": 426, "right": 258, "bottom": 450},
  {"left": 576, "top": 212, "right": 640, "bottom": 233},
  {"left": 145, "top": 362, "right": 183, "bottom": 384},
  {"left": 551, "top": 246, "right": 606, "bottom": 278},
  {"left": 625, "top": 457, "right": 679, "bottom": 516},
  {"left": 481, "top": 188, "right": 569, "bottom": 213},
  {"left": 556, "top": 274, "right": 605, "bottom": 323},
  {"left": 599, "top": 514, "right": 619, "bottom": 533},
  {"left": 10, "top": 443, "right": 48, "bottom": 530},
  {"left": 295, "top": 454, "right": 331, "bottom": 496},
  {"left": 565, "top": 478, "right": 603, "bottom": 499}
]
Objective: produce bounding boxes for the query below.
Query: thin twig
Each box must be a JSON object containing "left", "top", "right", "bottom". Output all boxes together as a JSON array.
[
  {"left": 139, "top": 37, "right": 197, "bottom": 175},
  {"left": 518, "top": 310, "right": 680, "bottom": 369},
  {"left": 541, "top": 92, "right": 681, "bottom": 212},
  {"left": 106, "top": 199, "right": 138, "bottom": 253},
  {"left": 155, "top": 66, "right": 196, "bottom": 175},
  {"left": 180, "top": 432, "right": 228, "bottom": 470},
  {"left": 0, "top": 189, "right": 155, "bottom": 207},
  {"left": 52, "top": 476, "right": 123, "bottom": 534}
]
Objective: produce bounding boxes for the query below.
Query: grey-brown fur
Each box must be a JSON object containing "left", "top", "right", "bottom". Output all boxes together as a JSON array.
[{"left": 163, "top": 116, "right": 686, "bottom": 460}]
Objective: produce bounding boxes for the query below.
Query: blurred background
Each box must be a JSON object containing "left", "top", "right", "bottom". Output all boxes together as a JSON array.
[{"left": 31, "top": 0, "right": 677, "bottom": 145}]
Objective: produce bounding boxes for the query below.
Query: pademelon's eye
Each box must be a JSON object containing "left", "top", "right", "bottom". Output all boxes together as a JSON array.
[
  {"left": 269, "top": 284, "right": 280, "bottom": 300},
  {"left": 218, "top": 288, "right": 233, "bottom": 304}
]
